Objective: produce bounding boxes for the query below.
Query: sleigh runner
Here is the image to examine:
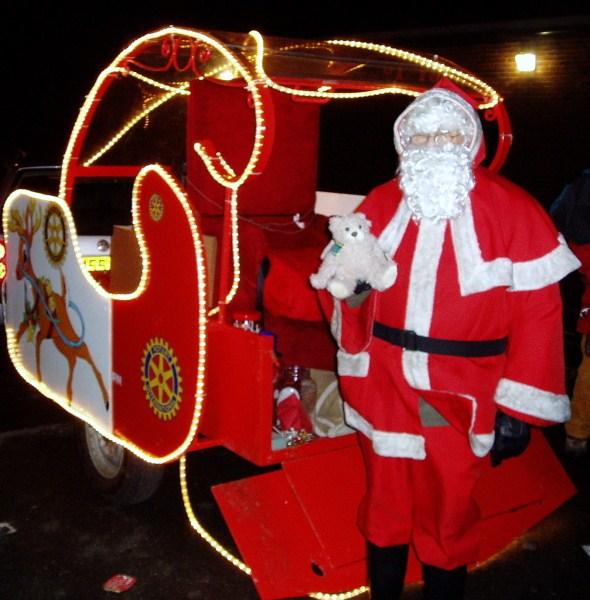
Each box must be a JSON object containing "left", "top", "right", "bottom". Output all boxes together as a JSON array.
[{"left": 0, "top": 26, "right": 575, "bottom": 599}]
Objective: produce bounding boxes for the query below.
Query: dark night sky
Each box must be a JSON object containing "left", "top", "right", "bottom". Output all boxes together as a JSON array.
[{"left": 2, "top": 1, "right": 588, "bottom": 173}]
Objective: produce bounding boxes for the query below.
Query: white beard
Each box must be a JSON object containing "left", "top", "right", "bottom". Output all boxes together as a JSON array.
[{"left": 399, "top": 146, "right": 475, "bottom": 221}]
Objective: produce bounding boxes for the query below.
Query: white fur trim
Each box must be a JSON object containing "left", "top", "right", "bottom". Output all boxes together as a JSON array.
[
  {"left": 405, "top": 219, "right": 446, "bottom": 335},
  {"left": 452, "top": 205, "right": 580, "bottom": 294},
  {"left": 344, "top": 403, "right": 426, "bottom": 459},
  {"left": 495, "top": 378, "right": 571, "bottom": 422},
  {"left": 378, "top": 202, "right": 412, "bottom": 256},
  {"left": 451, "top": 201, "right": 513, "bottom": 294},
  {"left": 469, "top": 432, "right": 495, "bottom": 457},
  {"left": 337, "top": 350, "right": 370, "bottom": 377},
  {"left": 512, "top": 234, "right": 581, "bottom": 291},
  {"left": 401, "top": 219, "right": 446, "bottom": 389},
  {"left": 331, "top": 299, "right": 343, "bottom": 345},
  {"left": 402, "top": 351, "right": 430, "bottom": 390}
]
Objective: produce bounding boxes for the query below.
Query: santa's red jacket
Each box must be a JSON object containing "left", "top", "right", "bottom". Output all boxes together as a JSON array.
[{"left": 325, "top": 168, "right": 580, "bottom": 459}]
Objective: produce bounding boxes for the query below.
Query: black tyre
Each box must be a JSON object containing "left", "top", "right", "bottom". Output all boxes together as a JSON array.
[{"left": 78, "top": 422, "right": 165, "bottom": 505}]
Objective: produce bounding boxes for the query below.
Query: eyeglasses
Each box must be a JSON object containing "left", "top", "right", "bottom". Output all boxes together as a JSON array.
[{"left": 409, "top": 131, "right": 466, "bottom": 147}]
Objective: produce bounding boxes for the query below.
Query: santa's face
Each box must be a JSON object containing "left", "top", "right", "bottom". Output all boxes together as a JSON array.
[
  {"left": 398, "top": 132, "right": 475, "bottom": 222},
  {"left": 393, "top": 88, "right": 482, "bottom": 222}
]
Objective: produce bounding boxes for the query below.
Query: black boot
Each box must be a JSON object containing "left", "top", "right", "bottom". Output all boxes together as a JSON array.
[
  {"left": 422, "top": 564, "right": 467, "bottom": 600},
  {"left": 367, "top": 542, "right": 409, "bottom": 600}
]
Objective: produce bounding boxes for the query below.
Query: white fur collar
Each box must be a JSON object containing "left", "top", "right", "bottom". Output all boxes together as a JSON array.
[{"left": 379, "top": 197, "right": 579, "bottom": 296}]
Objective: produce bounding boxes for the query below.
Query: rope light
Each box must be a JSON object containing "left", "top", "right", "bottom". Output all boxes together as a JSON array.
[
  {"left": 249, "top": 31, "right": 500, "bottom": 110},
  {"left": 82, "top": 87, "right": 186, "bottom": 166},
  {"left": 3, "top": 165, "right": 208, "bottom": 465},
  {"left": 121, "top": 68, "right": 192, "bottom": 94},
  {"left": 179, "top": 455, "right": 252, "bottom": 574}
]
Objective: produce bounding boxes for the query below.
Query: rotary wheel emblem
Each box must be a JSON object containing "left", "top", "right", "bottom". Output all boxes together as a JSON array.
[
  {"left": 44, "top": 205, "right": 67, "bottom": 267},
  {"left": 149, "top": 193, "right": 164, "bottom": 222},
  {"left": 141, "top": 337, "right": 182, "bottom": 420}
]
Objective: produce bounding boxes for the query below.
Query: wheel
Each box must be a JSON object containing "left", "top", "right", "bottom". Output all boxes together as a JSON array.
[{"left": 78, "top": 422, "right": 165, "bottom": 505}]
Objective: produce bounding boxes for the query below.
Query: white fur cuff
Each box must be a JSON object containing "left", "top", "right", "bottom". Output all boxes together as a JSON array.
[
  {"left": 495, "top": 377, "right": 571, "bottom": 422},
  {"left": 469, "top": 432, "right": 495, "bottom": 457}
]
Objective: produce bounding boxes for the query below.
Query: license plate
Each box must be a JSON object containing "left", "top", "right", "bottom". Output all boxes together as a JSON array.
[{"left": 82, "top": 255, "right": 111, "bottom": 272}]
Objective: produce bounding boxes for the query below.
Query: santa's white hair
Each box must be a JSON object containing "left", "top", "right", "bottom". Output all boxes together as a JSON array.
[
  {"left": 394, "top": 88, "right": 483, "bottom": 160},
  {"left": 394, "top": 88, "right": 483, "bottom": 221}
]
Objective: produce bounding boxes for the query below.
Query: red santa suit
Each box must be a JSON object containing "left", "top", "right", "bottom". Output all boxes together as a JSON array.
[{"left": 323, "top": 88, "right": 580, "bottom": 569}]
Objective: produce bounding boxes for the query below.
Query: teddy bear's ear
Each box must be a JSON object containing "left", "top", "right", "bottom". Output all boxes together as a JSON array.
[
  {"left": 328, "top": 215, "right": 341, "bottom": 233},
  {"left": 358, "top": 212, "right": 372, "bottom": 229}
]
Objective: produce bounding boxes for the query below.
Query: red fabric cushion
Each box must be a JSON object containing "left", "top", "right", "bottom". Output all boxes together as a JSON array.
[
  {"left": 264, "top": 245, "right": 325, "bottom": 322},
  {"left": 187, "top": 79, "right": 320, "bottom": 217}
]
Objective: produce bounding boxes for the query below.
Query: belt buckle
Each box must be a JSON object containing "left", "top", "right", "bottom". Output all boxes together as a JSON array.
[{"left": 402, "top": 329, "right": 419, "bottom": 351}]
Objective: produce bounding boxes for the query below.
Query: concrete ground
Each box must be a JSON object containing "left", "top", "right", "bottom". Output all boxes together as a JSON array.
[{"left": 1, "top": 335, "right": 590, "bottom": 599}]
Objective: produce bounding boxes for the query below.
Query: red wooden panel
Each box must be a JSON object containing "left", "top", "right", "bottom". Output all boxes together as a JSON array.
[
  {"left": 186, "top": 79, "right": 320, "bottom": 217},
  {"left": 213, "top": 469, "right": 365, "bottom": 600},
  {"left": 112, "top": 168, "right": 202, "bottom": 456},
  {"left": 197, "top": 321, "right": 359, "bottom": 465},
  {"left": 281, "top": 444, "right": 366, "bottom": 569}
]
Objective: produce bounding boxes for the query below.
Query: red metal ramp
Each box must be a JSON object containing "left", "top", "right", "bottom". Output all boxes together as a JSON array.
[{"left": 213, "top": 430, "right": 575, "bottom": 599}]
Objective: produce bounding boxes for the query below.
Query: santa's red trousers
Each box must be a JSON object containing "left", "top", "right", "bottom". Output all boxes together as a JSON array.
[{"left": 357, "top": 424, "right": 485, "bottom": 570}]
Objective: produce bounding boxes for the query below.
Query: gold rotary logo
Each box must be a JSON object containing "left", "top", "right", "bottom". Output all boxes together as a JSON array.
[
  {"left": 141, "top": 337, "right": 182, "bottom": 420},
  {"left": 148, "top": 193, "right": 164, "bottom": 222},
  {"left": 44, "top": 205, "right": 67, "bottom": 267}
]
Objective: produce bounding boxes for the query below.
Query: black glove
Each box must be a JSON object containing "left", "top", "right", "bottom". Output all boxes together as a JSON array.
[{"left": 490, "top": 411, "right": 531, "bottom": 467}]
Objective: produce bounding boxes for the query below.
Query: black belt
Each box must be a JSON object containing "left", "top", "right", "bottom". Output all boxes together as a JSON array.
[{"left": 373, "top": 321, "right": 508, "bottom": 357}]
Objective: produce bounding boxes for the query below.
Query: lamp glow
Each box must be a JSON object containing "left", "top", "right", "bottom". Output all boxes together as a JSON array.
[{"left": 515, "top": 52, "right": 536, "bottom": 72}]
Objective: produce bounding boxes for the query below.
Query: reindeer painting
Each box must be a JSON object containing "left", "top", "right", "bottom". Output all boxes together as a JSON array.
[{"left": 7, "top": 200, "right": 110, "bottom": 411}]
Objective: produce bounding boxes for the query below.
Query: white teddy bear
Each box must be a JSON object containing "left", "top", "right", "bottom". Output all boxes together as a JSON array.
[{"left": 310, "top": 213, "right": 397, "bottom": 299}]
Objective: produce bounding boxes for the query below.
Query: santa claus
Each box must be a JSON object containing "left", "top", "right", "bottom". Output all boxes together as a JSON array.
[{"left": 322, "top": 82, "right": 580, "bottom": 599}]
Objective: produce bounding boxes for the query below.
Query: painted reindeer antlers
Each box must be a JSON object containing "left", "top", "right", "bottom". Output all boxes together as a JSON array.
[{"left": 8, "top": 201, "right": 42, "bottom": 236}]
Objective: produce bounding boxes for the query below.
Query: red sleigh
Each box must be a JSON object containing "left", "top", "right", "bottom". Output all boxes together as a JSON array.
[{"left": 1, "top": 27, "right": 574, "bottom": 599}]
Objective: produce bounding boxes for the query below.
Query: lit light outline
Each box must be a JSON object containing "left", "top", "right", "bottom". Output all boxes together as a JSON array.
[
  {"left": 180, "top": 455, "right": 253, "bottom": 575},
  {"left": 60, "top": 26, "right": 261, "bottom": 198},
  {"left": 80, "top": 68, "right": 191, "bottom": 167},
  {"left": 61, "top": 27, "right": 265, "bottom": 313},
  {"left": 3, "top": 164, "right": 208, "bottom": 464},
  {"left": 82, "top": 87, "right": 187, "bottom": 166},
  {"left": 121, "top": 68, "right": 192, "bottom": 95},
  {"left": 249, "top": 31, "right": 501, "bottom": 110}
]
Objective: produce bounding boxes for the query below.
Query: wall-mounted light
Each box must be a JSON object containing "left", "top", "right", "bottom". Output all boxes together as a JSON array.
[{"left": 515, "top": 52, "right": 537, "bottom": 73}]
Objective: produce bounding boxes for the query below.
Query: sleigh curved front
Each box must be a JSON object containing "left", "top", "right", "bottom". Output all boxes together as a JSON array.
[{"left": 2, "top": 165, "right": 207, "bottom": 461}]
